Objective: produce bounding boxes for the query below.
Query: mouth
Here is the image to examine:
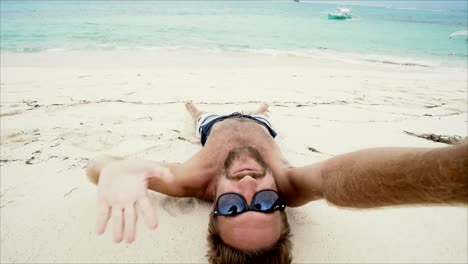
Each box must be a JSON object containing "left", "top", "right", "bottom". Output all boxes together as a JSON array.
[
  {"left": 226, "top": 153, "right": 264, "bottom": 178},
  {"left": 233, "top": 167, "right": 258, "bottom": 174},
  {"left": 227, "top": 164, "right": 266, "bottom": 180}
]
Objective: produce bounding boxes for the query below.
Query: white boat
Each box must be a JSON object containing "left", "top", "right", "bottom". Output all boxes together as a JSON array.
[
  {"left": 328, "top": 8, "right": 352, "bottom": 20},
  {"left": 449, "top": 30, "right": 468, "bottom": 38}
]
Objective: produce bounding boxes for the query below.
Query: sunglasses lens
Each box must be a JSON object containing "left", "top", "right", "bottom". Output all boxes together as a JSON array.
[
  {"left": 217, "top": 194, "right": 246, "bottom": 215},
  {"left": 253, "top": 190, "right": 279, "bottom": 211}
]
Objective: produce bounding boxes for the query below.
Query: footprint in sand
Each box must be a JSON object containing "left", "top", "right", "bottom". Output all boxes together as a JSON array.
[
  {"left": 1, "top": 129, "right": 40, "bottom": 145},
  {"left": 0, "top": 109, "right": 25, "bottom": 117},
  {"left": 58, "top": 129, "right": 124, "bottom": 152},
  {"left": 160, "top": 196, "right": 198, "bottom": 216}
]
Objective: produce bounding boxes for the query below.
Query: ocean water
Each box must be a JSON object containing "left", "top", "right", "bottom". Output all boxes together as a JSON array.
[{"left": 1, "top": 1, "right": 467, "bottom": 65}]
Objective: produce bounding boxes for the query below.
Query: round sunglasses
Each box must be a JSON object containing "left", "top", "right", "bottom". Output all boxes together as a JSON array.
[{"left": 213, "top": 189, "right": 286, "bottom": 216}]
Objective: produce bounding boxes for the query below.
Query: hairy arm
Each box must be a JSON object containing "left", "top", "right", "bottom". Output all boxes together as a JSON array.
[{"left": 286, "top": 143, "right": 468, "bottom": 208}]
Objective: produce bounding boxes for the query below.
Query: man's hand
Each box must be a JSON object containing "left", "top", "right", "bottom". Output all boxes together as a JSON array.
[{"left": 96, "top": 159, "right": 170, "bottom": 243}]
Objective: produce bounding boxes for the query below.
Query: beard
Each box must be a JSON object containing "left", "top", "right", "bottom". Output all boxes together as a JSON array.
[{"left": 221, "top": 146, "right": 269, "bottom": 180}]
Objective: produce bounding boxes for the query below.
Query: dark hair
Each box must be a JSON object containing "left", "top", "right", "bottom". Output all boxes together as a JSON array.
[{"left": 206, "top": 211, "right": 292, "bottom": 264}]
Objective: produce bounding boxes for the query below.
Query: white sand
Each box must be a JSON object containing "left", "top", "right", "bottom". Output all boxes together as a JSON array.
[{"left": 1, "top": 50, "right": 467, "bottom": 263}]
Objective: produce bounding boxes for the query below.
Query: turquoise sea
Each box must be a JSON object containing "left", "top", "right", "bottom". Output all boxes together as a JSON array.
[{"left": 1, "top": 1, "right": 467, "bottom": 65}]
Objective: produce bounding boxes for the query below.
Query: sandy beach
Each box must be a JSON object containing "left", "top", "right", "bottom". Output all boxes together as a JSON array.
[{"left": 1, "top": 50, "right": 467, "bottom": 263}]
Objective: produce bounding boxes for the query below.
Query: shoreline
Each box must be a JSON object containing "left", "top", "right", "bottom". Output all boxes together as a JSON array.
[{"left": 1, "top": 48, "right": 466, "bottom": 70}]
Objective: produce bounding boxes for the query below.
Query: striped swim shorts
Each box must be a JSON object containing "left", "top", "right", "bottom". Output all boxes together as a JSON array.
[{"left": 195, "top": 112, "right": 277, "bottom": 146}]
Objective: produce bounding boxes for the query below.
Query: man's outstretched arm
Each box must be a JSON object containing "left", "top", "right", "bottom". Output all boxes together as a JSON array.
[{"left": 285, "top": 143, "right": 468, "bottom": 208}]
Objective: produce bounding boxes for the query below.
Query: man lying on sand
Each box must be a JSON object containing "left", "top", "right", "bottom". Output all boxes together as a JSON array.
[{"left": 86, "top": 102, "right": 467, "bottom": 264}]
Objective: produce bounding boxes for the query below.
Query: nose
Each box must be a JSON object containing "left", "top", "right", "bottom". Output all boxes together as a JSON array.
[{"left": 237, "top": 175, "right": 257, "bottom": 203}]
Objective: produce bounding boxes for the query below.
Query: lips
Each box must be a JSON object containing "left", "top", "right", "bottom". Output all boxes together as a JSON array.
[
  {"left": 228, "top": 154, "right": 262, "bottom": 176},
  {"left": 233, "top": 167, "right": 258, "bottom": 174}
]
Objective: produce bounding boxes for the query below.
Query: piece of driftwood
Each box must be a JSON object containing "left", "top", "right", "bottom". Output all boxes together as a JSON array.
[
  {"left": 308, "top": 147, "right": 320, "bottom": 153},
  {"left": 403, "top": 131, "right": 465, "bottom": 145}
]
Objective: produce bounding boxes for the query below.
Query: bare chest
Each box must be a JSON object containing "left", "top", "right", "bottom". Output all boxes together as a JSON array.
[{"left": 206, "top": 118, "right": 276, "bottom": 155}]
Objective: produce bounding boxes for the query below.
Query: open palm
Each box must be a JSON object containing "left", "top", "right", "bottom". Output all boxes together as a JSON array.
[{"left": 96, "top": 160, "right": 163, "bottom": 243}]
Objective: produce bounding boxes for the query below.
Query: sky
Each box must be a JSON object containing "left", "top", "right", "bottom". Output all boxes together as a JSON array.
[{"left": 309, "top": 1, "right": 468, "bottom": 11}]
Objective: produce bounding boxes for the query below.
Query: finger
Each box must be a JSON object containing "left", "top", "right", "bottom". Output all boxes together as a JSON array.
[
  {"left": 96, "top": 198, "right": 111, "bottom": 235},
  {"left": 138, "top": 194, "right": 158, "bottom": 230},
  {"left": 124, "top": 203, "right": 137, "bottom": 243},
  {"left": 112, "top": 206, "right": 124, "bottom": 243}
]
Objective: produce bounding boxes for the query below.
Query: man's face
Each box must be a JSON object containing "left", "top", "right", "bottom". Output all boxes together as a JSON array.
[{"left": 214, "top": 147, "right": 282, "bottom": 250}]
